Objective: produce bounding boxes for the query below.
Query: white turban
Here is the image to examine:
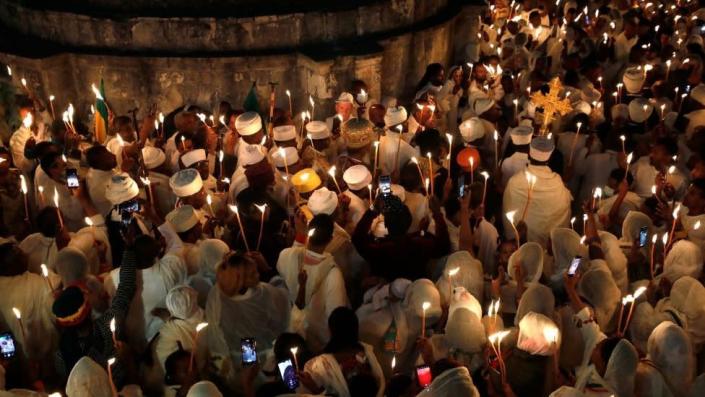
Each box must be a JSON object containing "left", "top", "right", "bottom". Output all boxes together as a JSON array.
[
  {"left": 445, "top": 307, "right": 486, "bottom": 353},
  {"left": 509, "top": 124, "right": 533, "bottom": 145},
  {"left": 663, "top": 239, "right": 703, "bottom": 282},
  {"left": 187, "top": 381, "right": 223, "bottom": 397},
  {"left": 306, "top": 121, "right": 330, "bottom": 140},
  {"left": 578, "top": 261, "right": 621, "bottom": 332},
  {"left": 473, "top": 97, "right": 495, "bottom": 116},
  {"left": 628, "top": 98, "right": 654, "bottom": 123},
  {"left": 55, "top": 247, "right": 88, "bottom": 285},
  {"left": 622, "top": 66, "right": 645, "bottom": 94},
  {"left": 169, "top": 168, "right": 203, "bottom": 197},
  {"left": 404, "top": 279, "right": 442, "bottom": 324},
  {"left": 272, "top": 125, "right": 297, "bottom": 142},
  {"left": 271, "top": 146, "right": 299, "bottom": 168},
  {"left": 435, "top": 251, "right": 483, "bottom": 306},
  {"left": 647, "top": 321, "right": 695, "bottom": 396},
  {"left": 621, "top": 210, "right": 653, "bottom": 245},
  {"left": 384, "top": 106, "right": 408, "bottom": 127},
  {"left": 240, "top": 144, "right": 265, "bottom": 166},
  {"left": 508, "top": 242, "right": 544, "bottom": 283},
  {"left": 307, "top": 187, "right": 339, "bottom": 216},
  {"left": 142, "top": 146, "right": 166, "bottom": 170},
  {"left": 550, "top": 228, "right": 585, "bottom": 277},
  {"left": 235, "top": 112, "right": 262, "bottom": 136},
  {"left": 166, "top": 285, "right": 200, "bottom": 320},
  {"left": 603, "top": 339, "right": 639, "bottom": 397},
  {"left": 459, "top": 117, "right": 485, "bottom": 143},
  {"left": 181, "top": 149, "right": 207, "bottom": 168},
  {"left": 448, "top": 286, "right": 482, "bottom": 320},
  {"left": 515, "top": 282, "right": 555, "bottom": 325},
  {"left": 105, "top": 173, "right": 139, "bottom": 205},
  {"left": 598, "top": 231, "right": 629, "bottom": 292},
  {"left": 166, "top": 205, "right": 200, "bottom": 233},
  {"left": 66, "top": 357, "right": 112, "bottom": 397},
  {"left": 691, "top": 84, "right": 705, "bottom": 106},
  {"left": 342, "top": 165, "right": 372, "bottom": 191},
  {"left": 669, "top": 276, "right": 705, "bottom": 346},
  {"left": 517, "top": 312, "right": 560, "bottom": 356}
]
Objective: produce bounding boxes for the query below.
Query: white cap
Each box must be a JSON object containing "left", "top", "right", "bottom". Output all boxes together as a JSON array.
[
  {"left": 529, "top": 136, "right": 554, "bottom": 162},
  {"left": 186, "top": 381, "right": 223, "bottom": 397},
  {"left": 241, "top": 144, "right": 265, "bottom": 166},
  {"left": 509, "top": 125, "right": 534, "bottom": 145},
  {"left": 105, "top": 173, "right": 140, "bottom": 205},
  {"left": 235, "top": 112, "right": 262, "bottom": 136},
  {"left": 628, "top": 98, "right": 654, "bottom": 123},
  {"left": 181, "top": 149, "right": 207, "bottom": 168},
  {"left": 459, "top": 117, "right": 485, "bottom": 143},
  {"left": 384, "top": 106, "right": 408, "bottom": 127},
  {"left": 273, "top": 125, "right": 297, "bottom": 141},
  {"left": 336, "top": 92, "right": 354, "bottom": 103},
  {"left": 306, "top": 121, "right": 330, "bottom": 140},
  {"left": 343, "top": 164, "right": 372, "bottom": 191},
  {"left": 142, "top": 146, "right": 166, "bottom": 170},
  {"left": 691, "top": 84, "right": 705, "bottom": 106},
  {"left": 574, "top": 101, "right": 592, "bottom": 116},
  {"left": 169, "top": 168, "right": 203, "bottom": 197},
  {"left": 307, "top": 187, "right": 339, "bottom": 215},
  {"left": 473, "top": 97, "right": 495, "bottom": 116},
  {"left": 622, "top": 66, "right": 645, "bottom": 94},
  {"left": 271, "top": 146, "right": 299, "bottom": 168},
  {"left": 166, "top": 205, "right": 200, "bottom": 233}
]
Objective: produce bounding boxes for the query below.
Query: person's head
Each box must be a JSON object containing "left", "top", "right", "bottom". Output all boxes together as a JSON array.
[
  {"left": 591, "top": 336, "right": 623, "bottom": 377},
  {"left": 623, "top": 17, "right": 638, "bottom": 38},
  {"left": 113, "top": 116, "right": 135, "bottom": 142},
  {"left": 218, "top": 101, "right": 233, "bottom": 117},
  {"left": 53, "top": 286, "right": 93, "bottom": 334},
  {"left": 683, "top": 179, "right": 705, "bottom": 215},
  {"left": 216, "top": 251, "right": 259, "bottom": 297},
  {"left": 40, "top": 151, "right": 66, "bottom": 181},
  {"left": 349, "top": 373, "right": 379, "bottom": 397},
  {"left": 325, "top": 307, "right": 360, "bottom": 352},
  {"left": 369, "top": 104, "right": 386, "bottom": 128},
  {"left": 423, "top": 63, "right": 445, "bottom": 87},
  {"left": 174, "top": 131, "right": 194, "bottom": 154},
  {"left": 497, "top": 239, "right": 518, "bottom": 268},
  {"left": 49, "top": 120, "right": 70, "bottom": 144},
  {"left": 307, "top": 214, "right": 335, "bottom": 250},
  {"left": 0, "top": 242, "right": 28, "bottom": 277},
  {"left": 473, "top": 63, "right": 488, "bottom": 82},
  {"left": 36, "top": 207, "right": 61, "bottom": 238},
  {"left": 529, "top": 10, "right": 541, "bottom": 27},
  {"left": 380, "top": 195, "right": 412, "bottom": 237},
  {"left": 335, "top": 98, "right": 354, "bottom": 120},
  {"left": 164, "top": 346, "right": 196, "bottom": 388},
  {"left": 415, "top": 129, "right": 445, "bottom": 163},
  {"left": 605, "top": 168, "right": 633, "bottom": 196},
  {"left": 177, "top": 219, "right": 203, "bottom": 243},
  {"left": 85, "top": 145, "right": 117, "bottom": 171},
  {"left": 175, "top": 111, "right": 199, "bottom": 135},
  {"left": 385, "top": 374, "right": 416, "bottom": 397},
  {"left": 134, "top": 235, "right": 161, "bottom": 269},
  {"left": 650, "top": 137, "right": 678, "bottom": 170}
]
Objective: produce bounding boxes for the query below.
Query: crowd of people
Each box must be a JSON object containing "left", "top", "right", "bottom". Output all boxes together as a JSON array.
[{"left": 2, "top": 0, "right": 705, "bottom": 395}]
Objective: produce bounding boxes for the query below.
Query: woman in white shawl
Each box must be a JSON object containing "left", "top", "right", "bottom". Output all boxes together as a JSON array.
[
  {"left": 596, "top": 231, "right": 629, "bottom": 292},
  {"left": 436, "top": 66, "right": 465, "bottom": 133},
  {"left": 443, "top": 287, "right": 486, "bottom": 372},
  {"left": 65, "top": 356, "right": 112, "bottom": 397},
  {"left": 640, "top": 321, "right": 695, "bottom": 396},
  {"left": 662, "top": 239, "right": 703, "bottom": 282},
  {"left": 415, "top": 366, "right": 480, "bottom": 397},
  {"left": 435, "top": 251, "right": 483, "bottom": 306},
  {"left": 548, "top": 228, "right": 586, "bottom": 287},
  {"left": 155, "top": 285, "right": 204, "bottom": 371},
  {"left": 206, "top": 251, "right": 289, "bottom": 390},
  {"left": 302, "top": 307, "right": 385, "bottom": 397},
  {"left": 664, "top": 276, "right": 705, "bottom": 349}
]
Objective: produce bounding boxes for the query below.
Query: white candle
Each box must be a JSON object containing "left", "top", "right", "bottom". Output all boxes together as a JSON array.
[
  {"left": 189, "top": 322, "right": 208, "bottom": 373},
  {"left": 109, "top": 317, "right": 117, "bottom": 346},
  {"left": 53, "top": 187, "right": 64, "bottom": 229},
  {"left": 19, "top": 175, "right": 29, "bottom": 221},
  {"left": 481, "top": 171, "right": 490, "bottom": 205},
  {"left": 255, "top": 204, "right": 267, "bottom": 251},
  {"left": 228, "top": 205, "right": 251, "bottom": 252},
  {"left": 421, "top": 301, "right": 431, "bottom": 338},
  {"left": 447, "top": 267, "right": 460, "bottom": 303},
  {"left": 40, "top": 264, "right": 54, "bottom": 292},
  {"left": 290, "top": 346, "right": 299, "bottom": 371},
  {"left": 328, "top": 166, "right": 342, "bottom": 193},
  {"left": 107, "top": 357, "right": 118, "bottom": 397},
  {"left": 286, "top": 90, "right": 292, "bottom": 115},
  {"left": 506, "top": 210, "right": 520, "bottom": 243}
]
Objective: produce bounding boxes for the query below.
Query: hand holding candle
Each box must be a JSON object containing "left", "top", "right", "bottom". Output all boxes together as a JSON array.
[
  {"left": 189, "top": 322, "right": 208, "bottom": 373},
  {"left": 421, "top": 301, "right": 431, "bottom": 337},
  {"left": 328, "top": 166, "right": 342, "bottom": 193},
  {"left": 228, "top": 205, "right": 251, "bottom": 252},
  {"left": 19, "top": 175, "right": 29, "bottom": 221},
  {"left": 290, "top": 346, "right": 299, "bottom": 371},
  {"left": 506, "top": 210, "right": 520, "bottom": 243},
  {"left": 255, "top": 203, "right": 267, "bottom": 251}
]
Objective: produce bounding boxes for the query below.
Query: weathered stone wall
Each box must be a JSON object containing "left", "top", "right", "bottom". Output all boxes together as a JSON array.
[{"left": 0, "top": 3, "right": 482, "bottom": 122}]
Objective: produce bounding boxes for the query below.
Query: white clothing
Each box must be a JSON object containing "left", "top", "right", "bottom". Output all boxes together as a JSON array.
[
  {"left": 342, "top": 190, "right": 368, "bottom": 235},
  {"left": 303, "top": 342, "right": 385, "bottom": 397},
  {"left": 34, "top": 166, "right": 86, "bottom": 231},
  {"left": 9, "top": 124, "right": 47, "bottom": 175},
  {"left": 86, "top": 168, "right": 117, "bottom": 217},
  {"left": 378, "top": 130, "right": 419, "bottom": 176},
  {"left": 501, "top": 152, "right": 529, "bottom": 187}
]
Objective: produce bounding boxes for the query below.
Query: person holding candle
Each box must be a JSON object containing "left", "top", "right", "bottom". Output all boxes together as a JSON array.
[
  {"left": 104, "top": 116, "right": 138, "bottom": 169},
  {"left": 325, "top": 92, "right": 355, "bottom": 143},
  {"left": 51, "top": 234, "right": 137, "bottom": 386},
  {"left": 503, "top": 137, "right": 571, "bottom": 247},
  {"left": 84, "top": 145, "right": 119, "bottom": 217},
  {"left": 34, "top": 151, "right": 87, "bottom": 231},
  {"left": 630, "top": 137, "right": 686, "bottom": 200},
  {"left": 341, "top": 165, "right": 374, "bottom": 234},
  {"left": 0, "top": 148, "right": 30, "bottom": 237},
  {"left": 140, "top": 146, "right": 177, "bottom": 217},
  {"left": 301, "top": 121, "right": 337, "bottom": 172},
  {"left": 204, "top": 250, "right": 289, "bottom": 391},
  {"left": 378, "top": 106, "right": 418, "bottom": 176},
  {"left": 500, "top": 124, "right": 533, "bottom": 187},
  {"left": 276, "top": 214, "right": 348, "bottom": 353},
  {"left": 65, "top": 356, "right": 115, "bottom": 396},
  {"left": 9, "top": 102, "right": 50, "bottom": 177}
]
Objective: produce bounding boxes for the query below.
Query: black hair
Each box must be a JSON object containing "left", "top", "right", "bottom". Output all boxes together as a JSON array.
[
  {"left": 691, "top": 178, "right": 705, "bottom": 198},
  {"left": 655, "top": 137, "right": 678, "bottom": 156},
  {"left": 598, "top": 336, "right": 623, "bottom": 365},
  {"left": 349, "top": 373, "right": 379, "bottom": 397},
  {"left": 164, "top": 346, "right": 191, "bottom": 386},
  {"left": 36, "top": 206, "right": 60, "bottom": 237},
  {"left": 415, "top": 129, "right": 444, "bottom": 160},
  {"left": 381, "top": 195, "right": 412, "bottom": 237},
  {"left": 324, "top": 307, "right": 360, "bottom": 353},
  {"left": 85, "top": 145, "right": 111, "bottom": 168},
  {"left": 609, "top": 168, "right": 634, "bottom": 186},
  {"left": 39, "top": 152, "right": 62, "bottom": 174},
  {"left": 416, "top": 63, "right": 444, "bottom": 92},
  {"left": 399, "top": 162, "right": 422, "bottom": 192},
  {"left": 134, "top": 235, "right": 160, "bottom": 266},
  {"left": 308, "top": 214, "right": 334, "bottom": 247},
  {"left": 273, "top": 332, "right": 310, "bottom": 364},
  {"left": 385, "top": 374, "right": 413, "bottom": 397}
]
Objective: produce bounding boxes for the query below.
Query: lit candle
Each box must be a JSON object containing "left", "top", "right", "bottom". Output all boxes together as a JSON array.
[
  {"left": 53, "top": 187, "right": 64, "bottom": 229},
  {"left": 12, "top": 307, "right": 26, "bottom": 346},
  {"left": 617, "top": 83, "right": 623, "bottom": 103},
  {"left": 623, "top": 287, "right": 646, "bottom": 334},
  {"left": 189, "top": 322, "right": 208, "bottom": 373},
  {"left": 493, "top": 130, "right": 499, "bottom": 170},
  {"left": 445, "top": 133, "right": 453, "bottom": 166},
  {"left": 427, "top": 152, "right": 434, "bottom": 196},
  {"left": 481, "top": 171, "right": 490, "bottom": 206},
  {"left": 570, "top": 216, "right": 576, "bottom": 230},
  {"left": 109, "top": 317, "right": 117, "bottom": 347},
  {"left": 159, "top": 112, "right": 165, "bottom": 137},
  {"left": 489, "top": 330, "right": 511, "bottom": 383},
  {"left": 305, "top": 228, "right": 316, "bottom": 251},
  {"left": 140, "top": 177, "right": 152, "bottom": 204},
  {"left": 506, "top": 210, "right": 520, "bottom": 243},
  {"left": 624, "top": 152, "right": 634, "bottom": 181},
  {"left": 513, "top": 98, "right": 519, "bottom": 123},
  {"left": 568, "top": 122, "right": 583, "bottom": 166},
  {"left": 290, "top": 346, "right": 299, "bottom": 371},
  {"left": 278, "top": 147, "right": 290, "bottom": 176},
  {"left": 410, "top": 157, "right": 427, "bottom": 195},
  {"left": 49, "top": 95, "right": 56, "bottom": 120},
  {"left": 650, "top": 234, "right": 658, "bottom": 279},
  {"left": 667, "top": 204, "right": 681, "bottom": 248},
  {"left": 328, "top": 166, "right": 342, "bottom": 194},
  {"left": 228, "top": 205, "right": 251, "bottom": 252},
  {"left": 19, "top": 175, "right": 29, "bottom": 221},
  {"left": 592, "top": 187, "right": 602, "bottom": 210},
  {"left": 665, "top": 59, "right": 672, "bottom": 80},
  {"left": 373, "top": 141, "right": 380, "bottom": 172},
  {"left": 206, "top": 194, "right": 215, "bottom": 217},
  {"left": 309, "top": 95, "right": 315, "bottom": 120},
  {"left": 180, "top": 135, "right": 186, "bottom": 151},
  {"left": 421, "top": 301, "right": 431, "bottom": 338},
  {"left": 107, "top": 357, "right": 118, "bottom": 397},
  {"left": 367, "top": 184, "right": 373, "bottom": 206},
  {"left": 6, "top": 65, "right": 10, "bottom": 76},
  {"left": 661, "top": 232, "right": 669, "bottom": 265},
  {"left": 521, "top": 171, "right": 537, "bottom": 221},
  {"left": 286, "top": 90, "right": 292, "bottom": 115},
  {"left": 38, "top": 185, "right": 45, "bottom": 207},
  {"left": 255, "top": 203, "right": 267, "bottom": 251},
  {"left": 619, "top": 135, "right": 626, "bottom": 154},
  {"left": 447, "top": 267, "right": 460, "bottom": 303},
  {"left": 40, "top": 264, "right": 54, "bottom": 292}
]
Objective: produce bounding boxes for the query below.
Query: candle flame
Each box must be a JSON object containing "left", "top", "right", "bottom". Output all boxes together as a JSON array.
[
  {"left": 159, "top": 112, "right": 165, "bottom": 123},
  {"left": 109, "top": 318, "right": 116, "bottom": 333},
  {"left": 668, "top": 165, "right": 676, "bottom": 174},
  {"left": 620, "top": 135, "right": 625, "bottom": 142},
  {"left": 290, "top": 346, "right": 298, "bottom": 355},
  {"left": 626, "top": 152, "right": 633, "bottom": 163},
  {"left": 328, "top": 165, "right": 337, "bottom": 177},
  {"left": 286, "top": 89, "right": 291, "bottom": 97},
  {"left": 153, "top": 119, "right": 158, "bottom": 130},
  {"left": 651, "top": 234, "right": 657, "bottom": 243},
  {"left": 481, "top": 171, "right": 490, "bottom": 180},
  {"left": 196, "top": 322, "right": 208, "bottom": 332},
  {"left": 12, "top": 307, "right": 20, "bottom": 320},
  {"left": 422, "top": 301, "right": 431, "bottom": 311},
  {"left": 662, "top": 233, "right": 668, "bottom": 245},
  {"left": 391, "top": 355, "right": 396, "bottom": 369},
  {"left": 695, "top": 220, "right": 701, "bottom": 230},
  {"left": 410, "top": 156, "right": 418, "bottom": 164},
  {"left": 20, "top": 174, "right": 27, "bottom": 194},
  {"left": 506, "top": 210, "right": 516, "bottom": 224},
  {"left": 140, "top": 176, "right": 151, "bottom": 186},
  {"left": 49, "top": 95, "right": 55, "bottom": 101},
  {"left": 21, "top": 78, "right": 27, "bottom": 87},
  {"left": 53, "top": 187, "right": 60, "bottom": 208},
  {"left": 307, "top": 228, "right": 316, "bottom": 237},
  {"left": 6, "top": 66, "right": 10, "bottom": 76},
  {"left": 494, "top": 130, "right": 499, "bottom": 141},
  {"left": 309, "top": 95, "right": 314, "bottom": 107},
  {"left": 218, "top": 150, "right": 224, "bottom": 162},
  {"left": 197, "top": 113, "right": 206, "bottom": 123},
  {"left": 633, "top": 286, "right": 647, "bottom": 299},
  {"left": 84, "top": 217, "right": 94, "bottom": 227},
  {"left": 673, "top": 204, "right": 681, "bottom": 219},
  {"left": 594, "top": 187, "right": 602, "bottom": 199},
  {"left": 228, "top": 204, "right": 239, "bottom": 214},
  {"left": 108, "top": 357, "right": 116, "bottom": 367},
  {"left": 41, "top": 264, "right": 49, "bottom": 278},
  {"left": 255, "top": 203, "right": 267, "bottom": 213},
  {"left": 207, "top": 194, "right": 213, "bottom": 206},
  {"left": 91, "top": 83, "right": 103, "bottom": 100},
  {"left": 448, "top": 267, "right": 460, "bottom": 277}
]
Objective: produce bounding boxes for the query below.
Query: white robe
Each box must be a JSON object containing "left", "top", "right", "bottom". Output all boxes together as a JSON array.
[
  {"left": 105, "top": 254, "right": 187, "bottom": 349},
  {"left": 630, "top": 156, "right": 687, "bottom": 200},
  {"left": 148, "top": 170, "right": 177, "bottom": 217},
  {"left": 276, "top": 247, "right": 348, "bottom": 352},
  {"left": 500, "top": 152, "right": 529, "bottom": 187},
  {"left": 9, "top": 124, "right": 48, "bottom": 176},
  {"left": 378, "top": 130, "right": 419, "bottom": 176},
  {"left": 342, "top": 190, "right": 368, "bottom": 235},
  {"left": 503, "top": 165, "right": 572, "bottom": 247},
  {"left": 34, "top": 166, "right": 86, "bottom": 231},
  {"left": 86, "top": 168, "right": 117, "bottom": 217},
  {"left": 303, "top": 342, "right": 385, "bottom": 397}
]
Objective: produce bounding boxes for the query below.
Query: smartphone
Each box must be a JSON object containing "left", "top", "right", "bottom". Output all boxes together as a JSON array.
[
  {"left": 568, "top": 256, "right": 581, "bottom": 277},
  {"left": 379, "top": 175, "right": 392, "bottom": 197},
  {"left": 416, "top": 365, "right": 432, "bottom": 388},
  {"left": 638, "top": 226, "right": 648, "bottom": 248},
  {"left": 241, "top": 337, "right": 257, "bottom": 366},
  {"left": 0, "top": 332, "right": 16, "bottom": 359},
  {"left": 278, "top": 359, "right": 299, "bottom": 390},
  {"left": 66, "top": 168, "right": 79, "bottom": 188},
  {"left": 118, "top": 199, "right": 140, "bottom": 226},
  {"left": 457, "top": 174, "right": 466, "bottom": 197}
]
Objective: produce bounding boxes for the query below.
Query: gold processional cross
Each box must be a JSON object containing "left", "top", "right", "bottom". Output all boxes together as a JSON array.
[{"left": 530, "top": 77, "right": 573, "bottom": 136}]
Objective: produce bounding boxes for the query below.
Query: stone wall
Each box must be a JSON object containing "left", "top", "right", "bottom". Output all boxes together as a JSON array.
[{"left": 0, "top": 3, "right": 482, "bottom": 123}]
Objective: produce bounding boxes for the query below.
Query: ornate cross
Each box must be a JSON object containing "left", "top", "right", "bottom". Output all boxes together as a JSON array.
[{"left": 530, "top": 77, "right": 573, "bottom": 136}]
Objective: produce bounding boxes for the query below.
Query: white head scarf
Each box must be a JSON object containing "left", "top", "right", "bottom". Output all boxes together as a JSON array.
[
  {"left": 186, "top": 381, "right": 223, "bottom": 397},
  {"left": 550, "top": 228, "right": 585, "bottom": 276},
  {"left": 515, "top": 282, "right": 555, "bottom": 325},
  {"left": 663, "top": 240, "right": 703, "bottom": 282},
  {"left": 55, "top": 247, "right": 89, "bottom": 285},
  {"left": 598, "top": 231, "right": 629, "bottom": 292},
  {"left": 621, "top": 210, "right": 653, "bottom": 245},
  {"left": 404, "top": 279, "right": 442, "bottom": 328},
  {"left": 668, "top": 276, "right": 705, "bottom": 347},
  {"left": 448, "top": 286, "right": 482, "bottom": 321},
  {"left": 603, "top": 339, "right": 639, "bottom": 397},
  {"left": 508, "top": 242, "right": 544, "bottom": 283},
  {"left": 445, "top": 307, "right": 486, "bottom": 353},
  {"left": 629, "top": 301, "right": 673, "bottom": 353},
  {"left": 578, "top": 261, "right": 621, "bottom": 332},
  {"left": 66, "top": 357, "right": 112, "bottom": 397},
  {"left": 194, "top": 239, "right": 230, "bottom": 276},
  {"left": 647, "top": 321, "right": 695, "bottom": 395},
  {"left": 635, "top": 362, "right": 675, "bottom": 397},
  {"left": 435, "top": 251, "right": 483, "bottom": 306},
  {"left": 516, "top": 312, "right": 561, "bottom": 356},
  {"left": 415, "top": 366, "right": 480, "bottom": 397},
  {"left": 166, "top": 285, "right": 201, "bottom": 320}
]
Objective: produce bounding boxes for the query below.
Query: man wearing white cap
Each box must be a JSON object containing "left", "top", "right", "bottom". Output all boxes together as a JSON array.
[
  {"left": 621, "top": 66, "right": 645, "bottom": 99},
  {"left": 501, "top": 124, "right": 533, "bottom": 187},
  {"left": 379, "top": 106, "right": 419, "bottom": 176},
  {"left": 503, "top": 136, "right": 571, "bottom": 247},
  {"left": 325, "top": 92, "right": 355, "bottom": 141},
  {"left": 342, "top": 165, "right": 373, "bottom": 233},
  {"left": 181, "top": 148, "right": 218, "bottom": 193},
  {"left": 169, "top": 168, "right": 207, "bottom": 216},
  {"left": 301, "top": 120, "right": 336, "bottom": 173},
  {"left": 235, "top": 112, "right": 269, "bottom": 169},
  {"left": 459, "top": 117, "right": 485, "bottom": 146},
  {"left": 141, "top": 146, "right": 176, "bottom": 217},
  {"left": 162, "top": 205, "right": 203, "bottom": 271},
  {"left": 272, "top": 124, "right": 298, "bottom": 148}
]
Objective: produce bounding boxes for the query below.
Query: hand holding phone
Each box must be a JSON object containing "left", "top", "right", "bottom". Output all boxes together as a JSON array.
[
  {"left": 567, "top": 256, "right": 581, "bottom": 277},
  {"left": 278, "top": 359, "right": 299, "bottom": 390},
  {"left": 638, "top": 226, "right": 648, "bottom": 248},
  {"left": 241, "top": 337, "right": 257, "bottom": 366},
  {"left": 66, "top": 168, "right": 79, "bottom": 189},
  {"left": 379, "top": 175, "right": 391, "bottom": 197},
  {"left": 0, "top": 332, "right": 17, "bottom": 359}
]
